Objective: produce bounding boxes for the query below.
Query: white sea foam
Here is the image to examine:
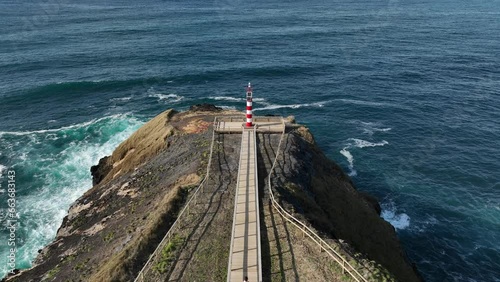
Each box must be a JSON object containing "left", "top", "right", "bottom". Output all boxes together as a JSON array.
[
  {"left": 0, "top": 164, "right": 6, "bottom": 174},
  {"left": 110, "top": 96, "right": 132, "bottom": 102},
  {"left": 349, "top": 138, "right": 389, "bottom": 148},
  {"left": 0, "top": 114, "right": 144, "bottom": 273},
  {"left": 381, "top": 200, "right": 411, "bottom": 230},
  {"left": 338, "top": 137, "right": 388, "bottom": 177},
  {"left": 256, "top": 104, "right": 302, "bottom": 110},
  {"left": 149, "top": 93, "right": 184, "bottom": 103},
  {"left": 336, "top": 98, "right": 412, "bottom": 110},
  {"left": 370, "top": 127, "right": 392, "bottom": 133},
  {"left": 381, "top": 209, "right": 411, "bottom": 230},
  {"left": 146, "top": 87, "right": 184, "bottom": 103},
  {"left": 353, "top": 121, "right": 392, "bottom": 135},
  {"left": 254, "top": 101, "right": 325, "bottom": 111},
  {"left": 44, "top": 133, "right": 59, "bottom": 141},
  {"left": 0, "top": 114, "right": 131, "bottom": 137},
  {"left": 209, "top": 96, "right": 242, "bottom": 101},
  {"left": 208, "top": 96, "right": 266, "bottom": 102},
  {"left": 362, "top": 125, "right": 392, "bottom": 135},
  {"left": 340, "top": 148, "right": 357, "bottom": 176}
]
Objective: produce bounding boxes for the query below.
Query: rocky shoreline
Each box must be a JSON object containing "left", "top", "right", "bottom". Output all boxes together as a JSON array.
[{"left": 4, "top": 105, "right": 422, "bottom": 282}]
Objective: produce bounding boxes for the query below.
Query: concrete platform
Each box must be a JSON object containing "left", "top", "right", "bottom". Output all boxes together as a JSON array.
[{"left": 215, "top": 117, "right": 285, "bottom": 133}]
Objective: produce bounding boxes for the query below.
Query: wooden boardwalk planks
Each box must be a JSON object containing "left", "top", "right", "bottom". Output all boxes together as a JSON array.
[{"left": 227, "top": 129, "right": 262, "bottom": 282}]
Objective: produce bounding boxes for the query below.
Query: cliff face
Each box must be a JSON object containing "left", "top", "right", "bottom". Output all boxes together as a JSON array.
[
  {"left": 269, "top": 125, "right": 422, "bottom": 282},
  {"left": 4, "top": 107, "right": 421, "bottom": 282}
]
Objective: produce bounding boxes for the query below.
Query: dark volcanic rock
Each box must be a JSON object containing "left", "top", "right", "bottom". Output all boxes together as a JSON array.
[
  {"left": 189, "top": 103, "right": 222, "bottom": 112},
  {"left": 360, "top": 191, "right": 382, "bottom": 215},
  {"left": 90, "top": 156, "right": 111, "bottom": 186}
]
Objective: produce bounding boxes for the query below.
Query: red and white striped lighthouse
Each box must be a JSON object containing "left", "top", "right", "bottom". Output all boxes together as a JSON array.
[{"left": 245, "top": 82, "right": 253, "bottom": 127}]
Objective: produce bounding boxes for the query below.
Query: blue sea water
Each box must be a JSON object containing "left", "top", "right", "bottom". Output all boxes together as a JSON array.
[{"left": 0, "top": 0, "right": 499, "bottom": 280}]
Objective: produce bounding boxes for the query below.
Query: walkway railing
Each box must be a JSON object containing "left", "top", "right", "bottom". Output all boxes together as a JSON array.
[
  {"left": 266, "top": 125, "right": 369, "bottom": 282},
  {"left": 134, "top": 117, "right": 218, "bottom": 282},
  {"left": 253, "top": 128, "right": 263, "bottom": 282}
]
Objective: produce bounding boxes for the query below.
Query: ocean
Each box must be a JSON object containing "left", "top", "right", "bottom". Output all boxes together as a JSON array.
[{"left": 0, "top": 0, "right": 499, "bottom": 280}]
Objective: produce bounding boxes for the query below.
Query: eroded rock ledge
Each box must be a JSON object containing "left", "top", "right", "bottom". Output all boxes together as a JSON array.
[{"left": 4, "top": 106, "right": 422, "bottom": 282}]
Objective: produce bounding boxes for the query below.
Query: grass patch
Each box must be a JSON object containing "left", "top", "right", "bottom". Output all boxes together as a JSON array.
[
  {"left": 103, "top": 231, "right": 115, "bottom": 243},
  {"left": 152, "top": 235, "right": 185, "bottom": 274},
  {"left": 74, "top": 258, "right": 91, "bottom": 271},
  {"left": 46, "top": 265, "right": 60, "bottom": 280}
]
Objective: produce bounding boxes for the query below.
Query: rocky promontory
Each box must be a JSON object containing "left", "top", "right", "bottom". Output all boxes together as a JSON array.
[{"left": 4, "top": 105, "right": 422, "bottom": 282}]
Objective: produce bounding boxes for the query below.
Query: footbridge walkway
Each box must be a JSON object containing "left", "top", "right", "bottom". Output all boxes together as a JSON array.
[
  {"left": 221, "top": 116, "right": 285, "bottom": 282},
  {"left": 226, "top": 127, "right": 261, "bottom": 282}
]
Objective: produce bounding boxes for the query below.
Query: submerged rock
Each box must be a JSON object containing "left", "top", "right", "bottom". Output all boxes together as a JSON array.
[{"left": 189, "top": 103, "right": 222, "bottom": 112}]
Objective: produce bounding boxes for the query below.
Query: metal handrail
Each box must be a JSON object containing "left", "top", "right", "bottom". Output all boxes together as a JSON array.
[
  {"left": 134, "top": 117, "right": 218, "bottom": 282},
  {"left": 266, "top": 124, "right": 369, "bottom": 282},
  {"left": 253, "top": 128, "right": 263, "bottom": 282}
]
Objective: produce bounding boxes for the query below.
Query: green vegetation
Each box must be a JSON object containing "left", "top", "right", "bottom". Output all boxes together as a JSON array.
[
  {"left": 153, "top": 235, "right": 185, "bottom": 274},
  {"left": 103, "top": 231, "right": 115, "bottom": 243},
  {"left": 194, "top": 138, "right": 210, "bottom": 148},
  {"left": 74, "top": 258, "right": 91, "bottom": 271},
  {"left": 62, "top": 254, "right": 76, "bottom": 264},
  {"left": 130, "top": 202, "right": 137, "bottom": 214},
  {"left": 70, "top": 214, "right": 87, "bottom": 232},
  {"left": 46, "top": 265, "right": 60, "bottom": 280}
]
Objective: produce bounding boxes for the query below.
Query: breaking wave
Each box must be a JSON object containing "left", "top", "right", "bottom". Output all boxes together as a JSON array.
[
  {"left": 381, "top": 201, "right": 411, "bottom": 230},
  {"left": 148, "top": 93, "right": 184, "bottom": 102},
  {"left": 349, "top": 138, "right": 389, "bottom": 148},
  {"left": 339, "top": 138, "right": 389, "bottom": 177},
  {"left": 340, "top": 148, "right": 357, "bottom": 176},
  {"left": 0, "top": 114, "right": 143, "bottom": 276}
]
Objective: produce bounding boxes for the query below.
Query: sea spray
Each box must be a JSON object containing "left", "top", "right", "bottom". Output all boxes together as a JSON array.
[
  {"left": 0, "top": 114, "right": 143, "bottom": 277},
  {"left": 381, "top": 207, "right": 411, "bottom": 230}
]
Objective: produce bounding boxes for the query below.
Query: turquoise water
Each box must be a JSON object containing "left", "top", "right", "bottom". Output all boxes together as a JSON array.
[{"left": 1, "top": 0, "right": 499, "bottom": 280}]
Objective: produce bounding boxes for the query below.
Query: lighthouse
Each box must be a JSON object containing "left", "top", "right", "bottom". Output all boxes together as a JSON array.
[{"left": 245, "top": 82, "right": 253, "bottom": 127}]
